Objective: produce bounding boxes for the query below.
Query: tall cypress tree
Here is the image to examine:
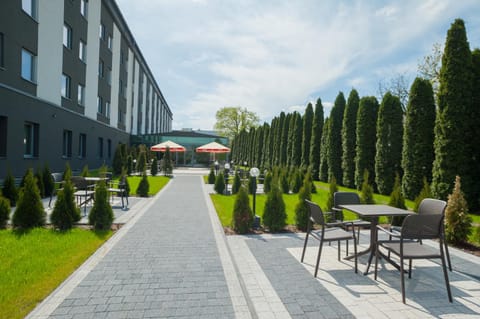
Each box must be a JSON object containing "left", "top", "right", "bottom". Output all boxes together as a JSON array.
[
  {"left": 319, "top": 118, "right": 330, "bottom": 182},
  {"left": 310, "top": 98, "right": 324, "bottom": 180},
  {"left": 327, "top": 92, "right": 345, "bottom": 184},
  {"left": 260, "top": 123, "right": 270, "bottom": 169},
  {"left": 287, "top": 112, "right": 297, "bottom": 167},
  {"left": 470, "top": 49, "right": 480, "bottom": 210},
  {"left": 341, "top": 89, "right": 359, "bottom": 188},
  {"left": 280, "top": 113, "right": 291, "bottom": 166},
  {"left": 432, "top": 19, "right": 473, "bottom": 201},
  {"left": 375, "top": 92, "right": 404, "bottom": 195},
  {"left": 291, "top": 112, "right": 303, "bottom": 167},
  {"left": 401, "top": 78, "right": 435, "bottom": 200},
  {"left": 355, "top": 96, "right": 379, "bottom": 189},
  {"left": 301, "top": 103, "right": 314, "bottom": 168}
]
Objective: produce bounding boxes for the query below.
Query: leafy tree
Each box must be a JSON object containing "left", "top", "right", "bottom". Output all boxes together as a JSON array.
[
  {"left": 301, "top": 103, "right": 314, "bottom": 168},
  {"left": 263, "top": 176, "right": 286, "bottom": 232},
  {"left": 214, "top": 106, "right": 260, "bottom": 141},
  {"left": 136, "top": 172, "right": 150, "bottom": 197},
  {"left": 0, "top": 196, "right": 10, "bottom": 229},
  {"left": 88, "top": 178, "right": 114, "bottom": 231},
  {"left": 327, "top": 92, "right": 345, "bottom": 184},
  {"left": 232, "top": 186, "right": 253, "bottom": 234},
  {"left": 310, "top": 98, "right": 324, "bottom": 180},
  {"left": 263, "top": 170, "right": 272, "bottom": 193},
  {"left": 432, "top": 19, "right": 473, "bottom": 203},
  {"left": 413, "top": 178, "right": 431, "bottom": 213},
  {"left": 341, "top": 89, "right": 359, "bottom": 188},
  {"left": 12, "top": 169, "right": 46, "bottom": 229},
  {"left": 318, "top": 118, "right": 330, "bottom": 182},
  {"left": 355, "top": 97, "right": 379, "bottom": 189},
  {"left": 231, "top": 171, "right": 241, "bottom": 194},
  {"left": 2, "top": 170, "right": 18, "bottom": 207},
  {"left": 375, "top": 92, "right": 403, "bottom": 195},
  {"left": 377, "top": 73, "right": 410, "bottom": 111},
  {"left": 208, "top": 167, "right": 216, "bottom": 184},
  {"left": 444, "top": 176, "right": 472, "bottom": 244},
  {"left": 42, "top": 163, "right": 54, "bottom": 198},
  {"left": 295, "top": 171, "right": 312, "bottom": 231},
  {"left": 401, "top": 78, "right": 436, "bottom": 200},
  {"left": 214, "top": 172, "right": 225, "bottom": 194},
  {"left": 51, "top": 165, "right": 81, "bottom": 230},
  {"left": 389, "top": 174, "right": 407, "bottom": 227},
  {"left": 151, "top": 157, "right": 158, "bottom": 176},
  {"left": 325, "top": 176, "right": 338, "bottom": 214},
  {"left": 418, "top": 42, "right": 442, "bottom": 96},
  {"left": 161, "top": 147, "right": 173, "bottom": 176},
  {"left": 360, "top": 170, "right": 375, "bottom": 204},
  {"left": 81, "top": 165, "right": 89, "bottom": 177}
]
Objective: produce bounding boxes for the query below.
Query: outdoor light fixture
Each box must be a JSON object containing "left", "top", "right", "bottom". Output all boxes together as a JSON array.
[
  {"left": 224, "top": 162, "right": 231, "bottom": 195},
  {"left": 250, "top": 167, "right": 260, "bottom": 215}
]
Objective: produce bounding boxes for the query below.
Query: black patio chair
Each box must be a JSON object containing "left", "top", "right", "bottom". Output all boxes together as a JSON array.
[
  {"left": 374, "top": 213, "right": 452, "bottom": 304},
  {"left": 333, "top": 192, "right": 371, "bottom": 243},
  {"left": 301, "top": 200, "right": 358, "bottom": 277},
  {"left": 71, "top": 176, "right": 95, "bottom": 216},
  {"left": 107, "top": 175, "right": 129, "bottom": 209}
]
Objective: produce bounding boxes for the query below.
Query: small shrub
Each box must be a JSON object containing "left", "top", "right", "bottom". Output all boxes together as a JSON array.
[
  {"left": 42, "top": 163, "right": 54, "bottom": 198},
  {"left": 137, "top": 146, "right": 147, "bottom": 173},
  {"left": 280, "top": 170, "right": 290, "bottom": 194},
  {"left": 290, "top": 169, "right": 303, "bottom": 194},
  {"left": 295, "top": 172, "right": 312, "bottom": 231},
  {"left": 232, "top": 186, "right": 253, "bottom": 234},
  {"left": 12, "top": 169, "right": 46, "bottom": 229},
  {"left": 445, "top": 176, "right": 472, "bottom": 244},
  {"left": 389, "top": 174, "right": 407, "bottom": 226},
  {"left": 263, "top": 171, "right": 272, "bottom": 193},
  {"left": 360, "top": 170, "right": 375, "bottom": 204},
  {"left": 35, "top": 168, "right": 45, "bottom": 198},
  {"left": 88, "top": 179, "right": 114, "bottom": 230},
  {"left": 81, "top": 165, "right": 89, "bottom": 177},
  {"left": 136, "top": 172, "right": 150, "bottom": 197},
  {"left": 231, "top": 171, "right": 241, "bottom": 194},
  {"left": 51, "top": 166, "right": 81, "bottom": 230},
  {"left": 325, "top": 176, "right": 338, "bottom": 212},
  {"left": 208, "top": 167, "right": 216, "bottom": 184},
  {"left": 414, "top": 177, "right": 431, "bottom": 212},
  {"left": 2, "top": 170, "right": 18, "bottom": 207},
  {"left": 161, "top": 147, "right": 173, "bottom": 176},
  {"left": 0, "top": 196, "right": 10, "bottom": 228},
  {"left": 214, "top": 172, "right": 225, "bottom": 194},
  {"left": 151, "top": 157, "right": 158, "bottom": 176},
  {"left": 263, "top": 177, "right": 286, "bottom": 232}
]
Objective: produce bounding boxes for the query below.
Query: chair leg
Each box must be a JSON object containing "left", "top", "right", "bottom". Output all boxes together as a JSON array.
[
  {"left": 337, "top": 240, "right": 341, "bottom": 261},
  {"left": 346, "top": 240, "right": 349, "bottom": 256},
  {"left": 400, "top": 256, "right": 406, "bottom": 304},
  {"left": 301, "top": 232, "right": 309, "bottom": 263},
  {"left": 353, "top": 237, "right": 358, "bottom": 273},
  {"left": 374, "top": 243, "right": 379, "bottom": 280},
  {"left": 357, "top": 227, "right": 360, "bottom": 244},
  {"left": 444, "top": 241, "right": 452, "bottom": 271},
  {"left": 408, "top": 259, "right": 412, "bottom": 279},
  {"left": 440, "top": 244, "right": 453, "bottom": 302},
  {"left": 314, "top": 241, "right": 324, "bottom": 278}
]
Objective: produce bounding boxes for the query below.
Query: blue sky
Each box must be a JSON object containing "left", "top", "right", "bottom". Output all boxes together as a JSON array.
[{"left": 116, "top": 0, "right": 480, "bottom": 130}]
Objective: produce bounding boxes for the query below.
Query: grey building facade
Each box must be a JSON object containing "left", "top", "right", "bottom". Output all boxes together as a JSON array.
[{"left": 0, "top": 0, "right": 172, "bottom": 177}]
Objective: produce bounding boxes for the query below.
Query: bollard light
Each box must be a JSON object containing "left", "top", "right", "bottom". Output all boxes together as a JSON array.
[
  {"left": 249, "top": 167, "right": 260, "bottom": 215},
  {"left": 224, "top": 163, "right": 230, "bottom": 195}
]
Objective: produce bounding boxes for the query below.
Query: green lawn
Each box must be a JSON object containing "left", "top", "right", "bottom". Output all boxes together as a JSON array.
[
  {"left": 0, "top": 228, "right": 111, "bottom": 319},
  {"left": 126, "top": 175, "right": 170, "bottom": 196}
]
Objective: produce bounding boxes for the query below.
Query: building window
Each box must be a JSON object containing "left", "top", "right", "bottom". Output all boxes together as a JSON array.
[
  {"left": 118, "top": 111, "right": 123, "bottom": 124},
  {"left": 21, "top": 49, "right": 36, "bottom": 82},
  {"left": 80, "top": 0, "right": 88, "bottom": 18},
  {"left": 97, "top": 137, "right": 103, "bottom": 158},
  {"left": 63, "top": 24, "right": 72, "bottom": 49},
  {"left": 0, "top": 116, "right": 7, "bottom": 157},
  {"left": 107, "top": 139, "right": 111, "bottom": 158},
  {"left": 97, "top": 96, "right": 103, "bottom": 114},
  {"left": 62, "top": 130, "right": 72, "bottom": 158},
  {"left": 0, "top": 33, "right": 4, "bottom": 68},
  {"left": 22, "top": 0, "right": 37, "bottom": 20},
  {"left": 79, "top": 40, "right": 86, "bottom": 62},
  {"left": 77, "top": 84, "right": 85, "bottom": 106},
  {"left": 105, "top": 101, "right": 110, "bottom": 118},
  {"left": 78, "top": 133, "right": 86, "bottom": 158},
  {"left": 98, "top": 60, "right": 103, "bottom": 77},
  {"left": 99, "top": 23, "right": 105, "bottom": 40},
  {"left": 24, "top": 122, "right": 39, "bottom": 158},
  {"left": 107, "top": 35, "right": 112, "bottom": 50},
  {"left": 106, "top": 67, "right": 111, "bottom": 85},
  {"left": 61, "top": 73, "right": 71, "bottom": 98}
]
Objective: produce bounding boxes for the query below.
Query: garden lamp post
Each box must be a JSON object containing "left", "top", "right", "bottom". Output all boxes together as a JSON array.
[
  {"left": 250, "top": 167, "right": 260, "bottom": 215},
  {"left": 214, "top": 160, "right": 219, "bottom": 175},
  {"left": 224, "top": 163, "right": 230, "bottom": 195}
]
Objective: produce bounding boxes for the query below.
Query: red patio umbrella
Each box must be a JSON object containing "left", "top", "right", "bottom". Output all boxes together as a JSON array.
[
  {"left": 150, "top": 140, "right": 186, "bottom": 152},
  {"left": 195, "top": 142, "right": 230, "bottom": 154}
]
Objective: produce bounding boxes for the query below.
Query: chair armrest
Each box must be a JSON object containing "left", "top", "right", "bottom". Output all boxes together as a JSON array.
[{"left": 377, "top": 225, "right": 401, "bottom": 238}]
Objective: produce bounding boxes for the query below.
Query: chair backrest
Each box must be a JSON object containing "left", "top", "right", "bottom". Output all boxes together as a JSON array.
[
  {"left": 51, "top": 173, "right": 63, "bottom": 183},
  {"left": 401, "top": 213, "right": 443, "bottom": 240},
  {"left": 418, "top": 198, "right": 447, "bottom": 216},
  {"left": 305, "top": 199, "right": 326, "bottom": 226},
  {"left": 70, "top": 176, "right": 87, "bottom": 189},
  {"left": 333, "top": 192, "right": 361, "bottom": 208}
]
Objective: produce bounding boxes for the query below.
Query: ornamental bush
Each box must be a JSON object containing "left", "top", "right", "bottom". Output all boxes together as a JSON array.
[
  {"left": 0, "top": 196, "right": 10, "bottom": 228},
  {"left": 12, "top": 169, "right": 46, "bottom": 229},
  {"left": 2, "top": 170, "right": 18, "bottom": 207},
  {"left": 295, "top": 172, "right": 312, "bottom": 231},
  {"left": 263, "top": 170, "right": 272, "bottom": 193},
  {"left": 88, "top": 178, "right": 114, "bottom": 231},
  {"left": 151, "top": 157, "right": 158, "bottom": 176},
  {"left": 290, "top": 168, "right": 303, "bottom": 194},
  {"left": 413, "top": 178, "right": 431, "bottom": 213},
  {"left": 208, "top": 167, "right": 216, "bottom": 184},
  {"left": 325, "top": 176, "right": 338, "bottom": 213},
  {"left": 51, "top": 166, "right": 81, "bottom": 230},
  {"left": 42, "top": 163, "right": 54, "bottom": 198},
  {"left": 263, "top": 177, "right": 286, "bottom": 232},
  {"left": 360, "top": 170, "right": 375, "bottom": 204},
  {"left": 231, "top": 171, "right": 241, "bottom": 194},
  {"left": 81, "top": 165, "right": 89, "bottom": 177},
  {"left": 35, "top": 168, "right": 45, "bottom": 198},
  {"left": 232, "top": 186, "right": 253, "bottom": 234},
  {"left": 136, "top": 172, "right": 150, "bottom": 197},
  {"left": 389, "top": 174, "right": 407, "bottom": 227},
  {"left": 214, "top": 172, "right": 225, "bottom": 194},
  {"left": 444, "top": 176, "right": 472, "bottom": 244}
]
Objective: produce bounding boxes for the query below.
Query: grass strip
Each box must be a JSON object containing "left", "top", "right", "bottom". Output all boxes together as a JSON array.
[{"left": 126, "top": 175, "right": 170, "bottom": 196}]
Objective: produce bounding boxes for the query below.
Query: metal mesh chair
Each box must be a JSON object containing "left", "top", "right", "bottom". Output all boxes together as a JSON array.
[
  {"left": 333, "top": 192, "right": 371, "bottom": 243},
  {"left": 301, "top": 200, "right": 357, "bottom": 277},
  {"left": 375, "top": 213, "right": 452, "bottom": 304}
]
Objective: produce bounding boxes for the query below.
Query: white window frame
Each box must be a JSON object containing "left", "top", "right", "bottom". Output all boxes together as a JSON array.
[
  {"left": 98, "top": 60, "right": 104, "bottom": 78},
  {"left": 79, "top": 40, "right": 86, "bottom": 62},
  {"left": 21, "top": 48, "right": 36, "bottom": 83},
  {"left": 61, "top": 73, "right": 71, "bottom": 99},
  {"left": 62, "top": 130, "right": 72, "bottom": 158},
  {"left": 77, "top": 84, "right": 85, "bottom": 106},
  {"left": 63, "top": 23, "right": 72, "bottom": 49},
  {"left": 97, "top": 96, "right": 103, "bottom": 114},
  {"left": 105, "top": 101, "right": 110, "bottom": 118},
  {"left": 80, "top": 0, "right": 88, "bottom": 18},
  {"left": 22, "top": 0, "right": 37, "bottom": 20},
  {"left": 24, "top": 122, "right": 38, "bottom": 158},
  {"left": 78, "top": 133, "right": 86, "bottom": 158}
]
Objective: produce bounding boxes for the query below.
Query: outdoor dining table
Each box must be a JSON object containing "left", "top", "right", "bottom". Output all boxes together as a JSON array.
[{"left": 339, "top": 204, "right": 413, "bottom": 275}]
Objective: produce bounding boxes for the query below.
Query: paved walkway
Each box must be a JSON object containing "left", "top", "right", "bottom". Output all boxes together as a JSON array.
[{"left": 27, "top": 169, "right": 480, "bottom": 319}]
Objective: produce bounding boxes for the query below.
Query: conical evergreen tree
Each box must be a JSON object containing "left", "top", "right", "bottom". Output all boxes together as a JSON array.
[
  {"left": 280, "top": 113, "right": 290, "bottom": 166},
  {"left": 401, "top": 78, "right": 436, "bottom": 200},
  {"left": 2, "top": 169, "right": 18, "bottom": 207},
  {"left": 263, "top": 175, "right": 286, "bottom": 232},
  {"left": 162, "top": 147, "right": 173, "bottom": 176},
  {"left": 375, "top": 92, "right": 404, "bottom": 195},
  {"left": 12, "top": 169, "right": 46, "bottom": 228},
  {"left": 319, "top": 118, "right": 330, "bottom": 182},
  {"left": 310, "top": 98, "right": 324, "bottom": 180},
  {"left": 88, "top": 175, "right": 114, "bottom": 231},
  {"left": 291, "top": 112, "right": 303, "bottom": 167},
  {"left": 295, "top": 171, "right": 312, "bottom": 231},
  {"left": 327, "top": 92, "right": 345, "bottom": 184},
  {"left": 469, "top": 48, "right": 480, "bottom": 210},
  {"left": 413, "top": 178, "right": 431, "bottom": 212},
  {"left": 389, "top": 174, "right": 407, "bottom": 227},
  {"left": 432, "top": 19, "right": 473, "bottom": 202},
  {"left": 0, "top": 196, "right": 10, "bottom": 229},
  {"left": 360, "top": 170, "right": 375, "bottom": 205},
  {"left": 444, "top": 176, "right": 472, "bottom": 244},
  {"left": 341, "top": 89, "right": 359, "bottom": 188},
  {"left": 42, "top": 163, "right": 54, "bottom": 198},
  {"left": 232, "top": 186, "right": 253, "bottom": 234},
  {"left": 51, "top": 165, "right": 81, "bottom": 230},
  {"left": 231, "top": 170, "right": 241, "bottom": 194},
  {"left": 355, "top": 97, "right": 379, "bottom": 189},
  {"left": 301, "top": 103, "right": 313, "bottom": 168}
]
